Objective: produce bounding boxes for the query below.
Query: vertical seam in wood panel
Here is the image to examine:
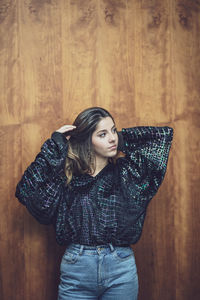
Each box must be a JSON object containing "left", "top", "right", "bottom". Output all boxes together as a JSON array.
[{"left": 169, "top": 0, "right": 175, "bottom": 123}]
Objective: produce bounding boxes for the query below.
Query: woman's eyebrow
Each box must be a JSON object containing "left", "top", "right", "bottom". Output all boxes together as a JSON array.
[{"left": 97, "top": 125, "right": 116, "bottom": 134}]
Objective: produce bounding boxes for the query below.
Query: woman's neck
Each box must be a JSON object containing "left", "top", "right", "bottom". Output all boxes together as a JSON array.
[{"left": 90, "top": 156, "right": 108, "bottom": 177}]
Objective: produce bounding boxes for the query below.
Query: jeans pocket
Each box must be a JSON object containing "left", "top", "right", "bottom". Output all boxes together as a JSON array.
[
  {"left": 113, "top": 247, "right": 134, "bottom": 262},
  {"left": 61, "top": 251, "right": 79, "bottom": 265}
]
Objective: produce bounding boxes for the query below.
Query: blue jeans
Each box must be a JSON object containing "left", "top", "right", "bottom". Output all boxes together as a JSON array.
[{"left": 58, "top": 243, "right": 138, "bottom": 300}]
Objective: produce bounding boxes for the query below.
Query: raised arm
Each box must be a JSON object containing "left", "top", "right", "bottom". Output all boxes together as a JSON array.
[
  {"left": 15, "top": 127, "right": 74, "bottom": 224},
  {"left": 117, "top": 126, "right": 173, "bottom": 207}
]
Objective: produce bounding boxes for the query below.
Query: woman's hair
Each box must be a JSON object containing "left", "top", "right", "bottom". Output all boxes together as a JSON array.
[{"left": 65, "top": 107, "right": 115, "bottom": 184}]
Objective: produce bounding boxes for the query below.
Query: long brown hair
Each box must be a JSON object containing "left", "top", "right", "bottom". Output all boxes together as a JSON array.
[{"left": 65, "top": 107, "right": 115, "bottom": 184}]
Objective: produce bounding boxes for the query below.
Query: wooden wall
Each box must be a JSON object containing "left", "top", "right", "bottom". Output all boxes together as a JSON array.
[{"left": 0, "top": 0, "right": 199, "bottom": 299}]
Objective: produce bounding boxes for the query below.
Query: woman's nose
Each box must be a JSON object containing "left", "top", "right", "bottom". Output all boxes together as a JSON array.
[{"left": 108, "top": 133, "right": 116, "bottom": 142}]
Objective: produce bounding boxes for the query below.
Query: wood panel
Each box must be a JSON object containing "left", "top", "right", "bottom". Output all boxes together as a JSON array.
[
  {"left": 134, "top": 0, "right": 173, "bottom": 124},
  {"left": 61, "top": 0, "right": 99, "bottom": 116},
  {"left": 132, "top": 2, "right": 176, "bottom": 299},
  {"left": 18, "top": 0, "right": 63, "bottom": 123},
  {"left": 0, "top": 1, "right": 22, "bottom": 125},
  {"left": 0, "top": 125, "right": 24, "bottom": 299},
  {"left": 172, "top": 1, "right": 200, "bottom": 299},
  {"left": 21, "top": 122, "right": 65, "bottom": 300},
  {"left": 0, "top": 0, "right": 199, "bottom": 299}
]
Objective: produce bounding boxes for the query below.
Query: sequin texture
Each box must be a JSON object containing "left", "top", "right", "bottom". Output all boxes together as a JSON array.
[{"left": 15, "top": 127, "right": 173, "bottom": 246}]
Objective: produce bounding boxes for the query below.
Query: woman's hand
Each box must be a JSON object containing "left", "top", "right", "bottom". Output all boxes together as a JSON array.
[{"left": 56, "top": 125, "right": 76, "bottom": 140}]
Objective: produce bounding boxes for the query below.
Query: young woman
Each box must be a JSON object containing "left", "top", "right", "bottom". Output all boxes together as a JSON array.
[{"left": 15, "top": 107, "right": 173, "bottom": 300}]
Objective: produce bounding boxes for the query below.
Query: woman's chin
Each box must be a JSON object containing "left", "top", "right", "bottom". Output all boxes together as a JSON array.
[{"left": 107, "top": 150, "right": 117, "bottom": 157}]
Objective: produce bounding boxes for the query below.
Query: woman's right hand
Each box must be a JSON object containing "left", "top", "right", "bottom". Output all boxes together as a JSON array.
[{"left": 56, "top": 125, "right": 76, "bottom": 140}]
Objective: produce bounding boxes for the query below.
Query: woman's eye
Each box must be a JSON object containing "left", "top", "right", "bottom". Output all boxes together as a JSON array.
[{"left": 99, "top": 133, "right": 106, "bottom": 137}]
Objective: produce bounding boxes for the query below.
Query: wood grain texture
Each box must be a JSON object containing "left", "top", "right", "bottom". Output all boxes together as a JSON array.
[
  {"left": 134, "top": 0, "right": 173, "bottom": 124},
  {"left": 172, "top": 2, "right": 200, "bottom": 298},
  {"left": 18, "top": 0, "right": 63, "bottom": 123},
  {"left": 21, "top": 123, "right": 65, "bottom": 300},
  {"left": 0, "top": 0, "right": 199, "bottom": 299},
  {"left": 0, "top": 125, "right": 25, "bottom": 299},
  {"left": 0, "top": 0, "right": 22, "bottom": 125}
]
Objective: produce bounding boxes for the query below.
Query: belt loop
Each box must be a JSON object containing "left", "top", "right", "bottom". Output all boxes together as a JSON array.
[
  {"left": 109, "top": 243, "right": 114, "bottom": 252},
  {"left": 79, "top": 245, "right": 84, "bottom": 255}
]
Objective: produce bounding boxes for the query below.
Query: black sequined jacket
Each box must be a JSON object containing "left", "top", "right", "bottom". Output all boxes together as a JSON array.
[{"left": 15, "top": 126, "right": 173, "bottom": 246}]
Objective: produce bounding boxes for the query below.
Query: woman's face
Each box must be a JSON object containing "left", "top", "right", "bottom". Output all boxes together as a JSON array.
[{"left": 91, "top": 117, "right": 118, "bottom": 159}]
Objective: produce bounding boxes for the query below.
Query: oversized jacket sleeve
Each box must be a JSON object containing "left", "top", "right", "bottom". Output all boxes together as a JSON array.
[
  {"left": 15, "top": 132, "right": 68, "bottom": 224},
  {"left": 117, "top": 126, "right": 173, "bottom": 208}
]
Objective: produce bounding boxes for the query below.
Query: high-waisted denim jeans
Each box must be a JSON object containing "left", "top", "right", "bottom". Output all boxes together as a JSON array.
[{"left": 58, "top": 243, "right": 138, "bottom": 300}]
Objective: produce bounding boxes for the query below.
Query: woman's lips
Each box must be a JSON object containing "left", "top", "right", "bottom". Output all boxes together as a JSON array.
[{"left": 108, "top": 145, "right": 117, "bottom": 150}]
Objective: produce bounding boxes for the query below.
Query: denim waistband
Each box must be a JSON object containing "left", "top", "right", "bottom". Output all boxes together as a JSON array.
[
  {"left": 68, "top": 243, "right": 130, "bottom": 250},
  {"left": 66, "top": 243, "right": 131, "bottom": 255}
]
